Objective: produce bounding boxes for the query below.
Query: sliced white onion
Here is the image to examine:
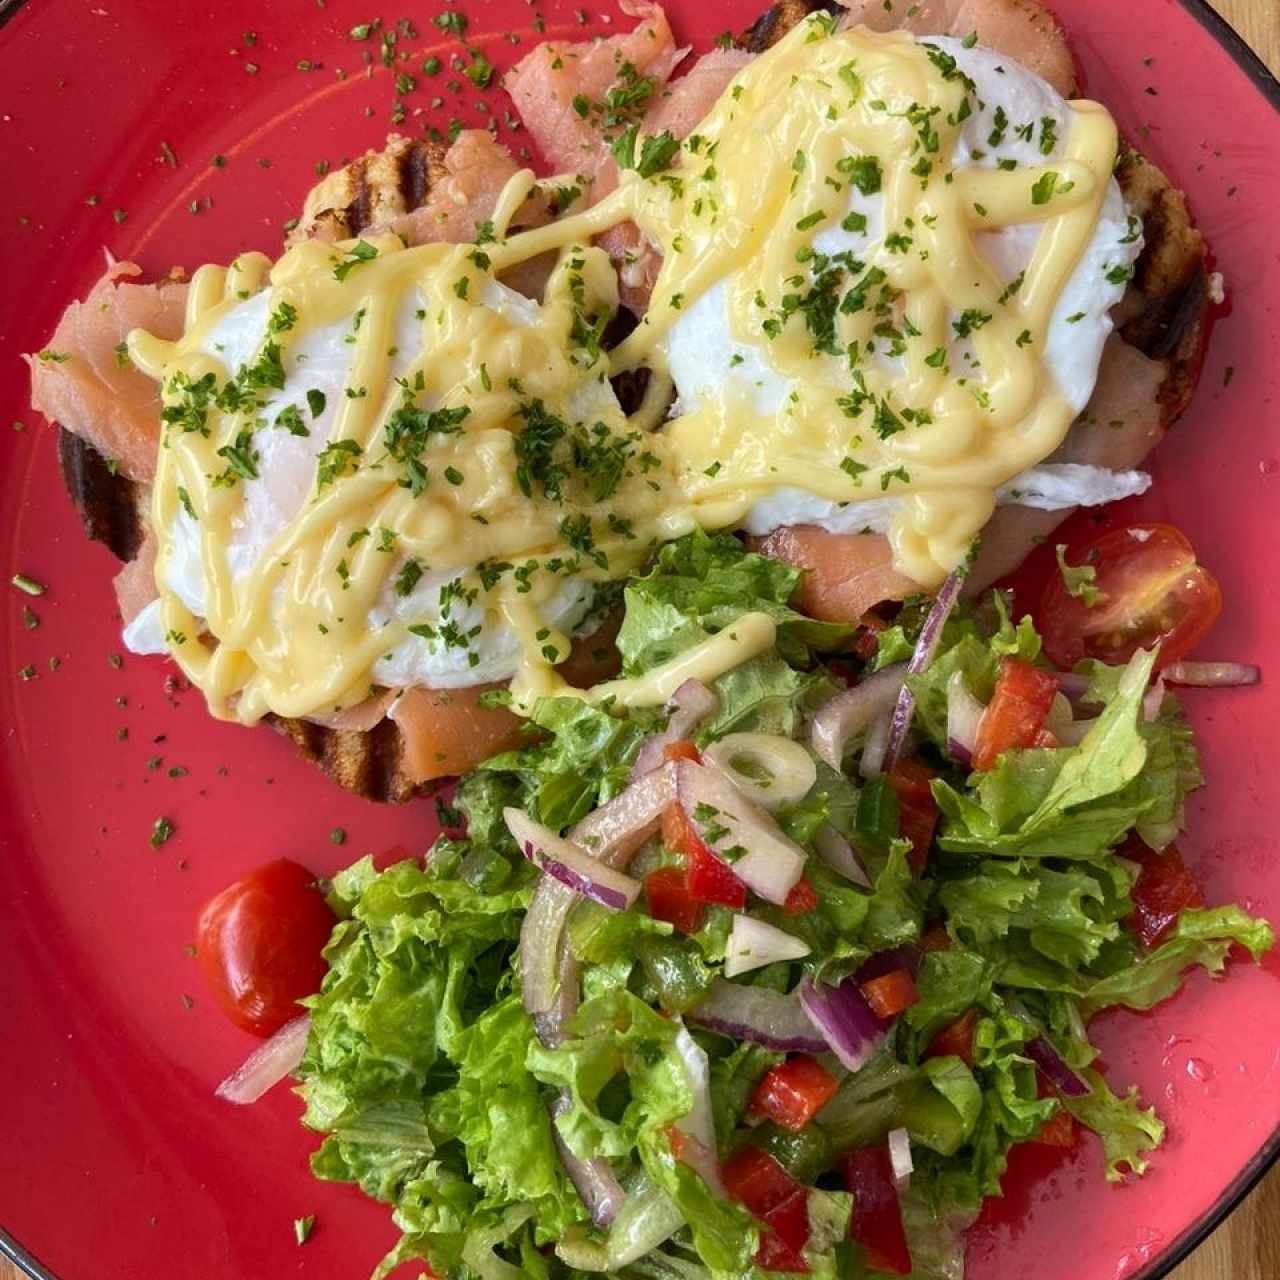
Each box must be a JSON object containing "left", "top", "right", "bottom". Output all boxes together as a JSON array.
[
  {"left": 215, "top": 1014, "right": 310, "bottom": 1104},
  {"left": 631, "top": 679, "right": 719, "bottom": 779},
  {"left": 888, "top": 1127, "right": 913, "bottom": 1191},
  {"left": 1053, "top": 716, "right": 1097, "bottom": 746},
  {"left": 885, "top": 566, "right": 967, "bottom": 770},
  {"left": 945, "top": 670, "right": 985, "bottom": 766},
  {"left": 675, "top": 760, "right": 806, "bottom": 905},
  {"left": 813, "top": 823, "right": 872, "bottom": 889},
  {"left": 724, "top": 914, "right": 812, "bottom": 978},
  {"left": 702, "top": 732, "right": 818, "bottom": 810},
  {"left": 858, "top": 709, "right": 893, "bottom": 778},
  {"left": 505, "top": 808, "right": 642, "bottom": 911},
  {"left": 1142, "top": 675, "right": 1166, "bottom": 723},
  {"left": 569, "top": 761, "right": 675, "bottom": 863},
  {"left": 1162, "top": 660, "right": 1261, "bottom": 687},
  {"left": 810, "top": 664, "right": 907, "bottom": 770},
  {"left": 551, "top": 1094, "right": 627, "bottom": 1226},
  {"left": 689, "top": 979, "right": 829, "bottom": 1052},
  {"left": 672, "top": 1023, "right": 726, "bottom": 1197}
]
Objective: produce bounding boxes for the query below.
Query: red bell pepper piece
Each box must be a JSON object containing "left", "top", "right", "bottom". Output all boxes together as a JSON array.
[
  {"left": 919, "top": 924, "right": 951, "bottom": 953},
  {"left": 1035, "top": 1109, "right": 1077, "bottom": 1148},
  {"left": 860, "top": 968, "right": 919, "bottom": 1020},
  {"left": 662, "top": 804, "right": 747, "bottom": 909},
  {"left": 923, "top": 1007, "right": 977, "bottom": 1066},
  {"left": 782, "top": 877, "right": 819, "bottom": 916},
  {"left": 663, "top": 739, "right": 702, "bottom": 764},
  {"left": 885, "top": 760, "right": 939, "bottom": 875},
  {"left": 971, "top": 657, "right": 1059, "bottom": 771},
  {"left": 723, "top": 1146, "right": 812, "bottom": 1273},
  {"left": 749, "top": 1055, "right": 840, "bottom": 1131},
  {"left": 645, "top": 867, "right": 703, "bottom": 934},
  {"left": 1124, "top": 840, "right": 1204, "bottom": 949},
  {"left": 846, "top": 1145, "right": 912, "bottom": 1276}
]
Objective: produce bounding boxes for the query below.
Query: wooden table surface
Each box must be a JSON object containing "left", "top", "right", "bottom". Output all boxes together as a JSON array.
[{"left": 1, "top": 2, "right": 1276, "bottom": 1280}]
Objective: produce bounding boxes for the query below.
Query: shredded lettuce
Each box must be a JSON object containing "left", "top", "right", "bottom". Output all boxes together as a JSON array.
[{"left": 292, "top": 536, "right": 1270, "bottom": 1279}]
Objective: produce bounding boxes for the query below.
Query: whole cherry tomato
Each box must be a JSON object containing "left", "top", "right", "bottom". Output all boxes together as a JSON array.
[{"left": 196, "top": 859, "right": 335, "bottom": 1035}]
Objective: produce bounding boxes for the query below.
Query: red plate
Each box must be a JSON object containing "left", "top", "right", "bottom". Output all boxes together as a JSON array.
[{"left": 0, "top": 2, "right": 1277, "bottom": 1277}]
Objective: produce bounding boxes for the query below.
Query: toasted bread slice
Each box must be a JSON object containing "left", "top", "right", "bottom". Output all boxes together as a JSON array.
[{"left": 54, "top": 0, "right": 1210, "bottom": 801}]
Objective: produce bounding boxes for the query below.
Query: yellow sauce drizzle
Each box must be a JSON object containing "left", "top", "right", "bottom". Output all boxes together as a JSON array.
[{"left": 130, "top": 19, "right": 1120, "bottom": 726}]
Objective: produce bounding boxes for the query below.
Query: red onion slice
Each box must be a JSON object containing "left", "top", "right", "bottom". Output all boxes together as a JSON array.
[
  {"left": 797, "top": 976, "right": 887, "bottom": 1072},
  {"left": 1161, "top": 660, "right": 1261, "bottom": 687},
  {"left": 945, "top": 670, "right": 985, "bottom": 767},
  {"left": 859, "top": 709, "right": 893, "bottom": 778},
  {"left": 884, "top": 566, "right": 967, "bottom": 770},
  {"left": 506, "top": 808, "right": 641, "bottom": 911},
  {"left": 724, "top": 914, "right": 811, "bottom": 978},
  {"left": 689, "top": 979, "right": 829, "bottom": 1052},
  {"left": 532, "top": 940, "right": 581, "bottom": 1049},
  {"left": 552, "top": 1094, "right": 627, "bottom": 1226},
  {"left": 810, "top": 664, "right": 907, "bottom": 770},
  {"left": 888, "top": 1127, "right": 913, "bottom": 1190},
  {"left": 215, "top": 1014, "right": 310, "bottom": 1104},
  {"left": 813, "top": 823, "right": 872, "bottom": 889},
  {"left": 523, "top": 766, "right": 676, "bottom": 1019},
  {"left": 675, "top": 760, "right": 806, "bottom": 905},
  {"left": 1007, "top": 1000, "right": 1088, "bottom": 1097},
  {"left": 1142, "top": 675, "right": 1166, "bottom": 723},
  {"left": 631, "top": 679, "right": 719, "bottom": 779}
]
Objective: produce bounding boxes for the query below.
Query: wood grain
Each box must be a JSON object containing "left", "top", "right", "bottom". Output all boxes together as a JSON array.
[{"left": 1, "top": 2, "right": 1276, "bottom": 1280}]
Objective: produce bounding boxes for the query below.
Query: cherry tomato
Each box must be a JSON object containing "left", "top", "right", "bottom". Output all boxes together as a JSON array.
[
  {"left": 846, "top": 1145, "right": 912, "bottom": 1275},
  {"left": 860, "top": 968, "right": 919, "bottom": 1019},
  {"left": 971, "top": 658, "right": 1059, "bottom": 772},
  {"left": 1038, "top": 524, "right": 1222, "bottom": 671},
  {"left": 196, "top": 859, "right": 336, "bottom": 1036},
  {"left": 750, "top": 1055, "right": 840, "bottom": 1131}
]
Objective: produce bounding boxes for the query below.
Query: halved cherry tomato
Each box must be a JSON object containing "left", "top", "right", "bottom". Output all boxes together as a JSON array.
[
  {"left": 924, "top": 1007, "right": 978, "bottom": 1066},
  {"left": 885, "top": 760, "right": 939, "bottom": 875},
  {"left": 662, "top": 803, "right": 746, "bottom": 908},
  {"left": 860, "top": 968, "right": 919, "bottom": 1019},
  {"left": 971, "top": 658, "right": 1059, "bottom": 772},
  {"left": 645, "top": 867, "right": 704, "bottom": 934},
  {"left": 1035, "top": 1109, "right": 1077, "bottom": 1148},
  {"left": 750, "top": 1055, "right": 840, "bottom": 1131},
  {"left": 1038, "top": 524, "right": 1223, "bottom": 672},
  {"left": 782, "top": 877, "right": 819, "bottom": 916},
  {"left": 846, "top": 1145, "right": 912, "bottom": 1275},
  {"left": 195, "top": 858, "right": 336, "bottom": 1036},
  {"left": 1123, "top": 840, "right": 1204, "bottom": 949},
  {"left": 663, "top": 739, "right": 702, "bottom": 764},
  {"left": 723, "top": 1146, "right": 811, "bottom": 1273}
]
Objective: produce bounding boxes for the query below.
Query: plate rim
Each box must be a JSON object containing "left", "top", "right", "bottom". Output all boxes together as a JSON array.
[{"left": 0, "top": 0, "right": 1276, "bottom": 1277}]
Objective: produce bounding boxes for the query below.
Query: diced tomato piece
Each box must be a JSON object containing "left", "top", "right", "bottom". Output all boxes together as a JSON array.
[
  {"left": 723, "top": 1148, "right": 811, "bottom": 1273},
  {"left": 750, "top": 1055, "right": 840, "bottom": 1131},
  {"left": 919, "top": 924, "right": 951, "bottom": 953},
  {"left": 859, "top": 968, "right": 919, "bottom": 1019},
  {"left": 971, "top": 658, "right": 1059, "bottom": 772},
  {"left": 846, "top": 1146, "right": 912, "bottom": 1276},
  {"left": 1035, "top": 1109, "right": 1077, "bottom": 1148},
  {"left": 662, "top": 804, "right": 747, "bottom": 908},
  {"left": 1124, "top": 840, "right": 1204, "bottom": 949},
  {"left": 663, "top": 739, "right": 702, "bottom": 764},
  {"left": 645, "top": 867, "right": 704, "bottom": 934},
  {"left": 782, "top": 877, "right": 819, "bottom": 916},
  {"left": 885, "top": 760, "right": 939, "bottom": 875},
  {"left": 924, "top": 1007, "right": 978, "bottom": 1066}
]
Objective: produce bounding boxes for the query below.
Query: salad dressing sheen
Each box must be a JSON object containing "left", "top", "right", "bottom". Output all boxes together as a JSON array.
[{"left": 128, "top": 18, "right": 1119, "bottom": 725}]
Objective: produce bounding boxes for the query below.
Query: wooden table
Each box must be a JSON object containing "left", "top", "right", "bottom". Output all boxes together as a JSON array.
[{"left": 1, "top": 2, "right": 1276, "bottom": 1279}]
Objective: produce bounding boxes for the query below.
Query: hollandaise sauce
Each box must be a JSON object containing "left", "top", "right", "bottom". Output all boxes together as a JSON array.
[{"left": 129, "top": 17, "right": 1126, "bottom": 726}]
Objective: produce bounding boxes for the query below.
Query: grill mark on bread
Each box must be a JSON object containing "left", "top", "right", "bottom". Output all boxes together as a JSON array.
[
  {"left": 57, "top": 427, "right": 145, "bottom": 563},
  {"left": 742, "top": 0, "right": 829, "bottom": 53}
]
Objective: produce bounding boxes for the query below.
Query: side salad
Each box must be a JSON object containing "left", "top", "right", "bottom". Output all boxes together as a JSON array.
[{"left": 219, "top": 530, "right": 1271, "bottom": 1278}]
